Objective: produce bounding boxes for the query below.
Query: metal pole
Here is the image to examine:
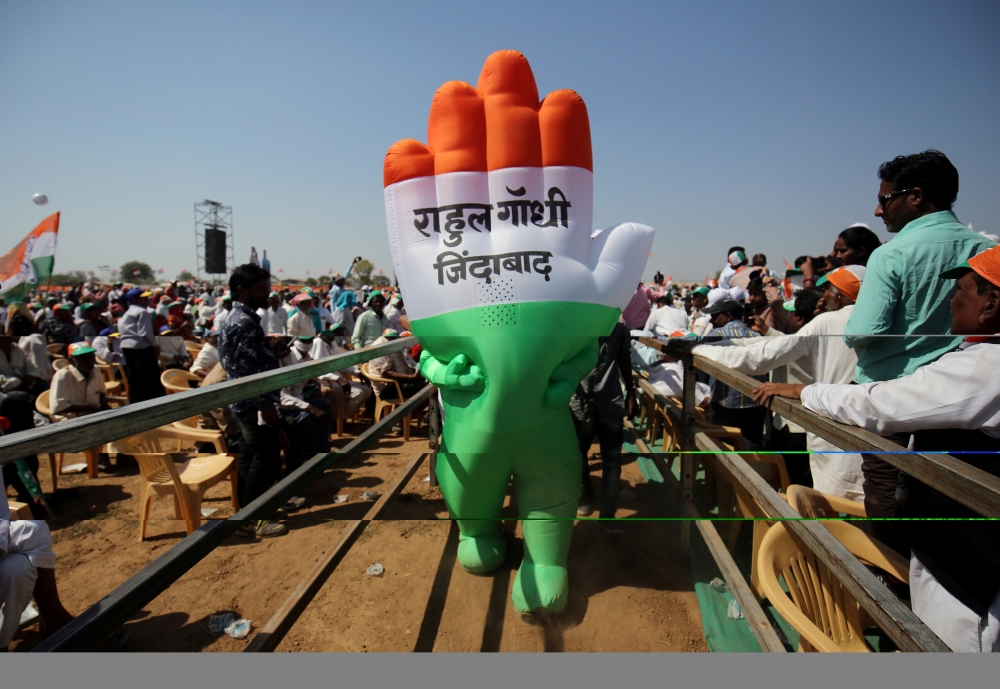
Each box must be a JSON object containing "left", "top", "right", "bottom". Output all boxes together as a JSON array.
[{"left": 679, "top": 350, "right": 697, "bottom": 550}]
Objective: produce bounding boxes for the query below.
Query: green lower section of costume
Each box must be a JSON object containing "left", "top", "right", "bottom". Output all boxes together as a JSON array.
[{"left": 412, "top": 301, "right": 619, "bottom": 613}]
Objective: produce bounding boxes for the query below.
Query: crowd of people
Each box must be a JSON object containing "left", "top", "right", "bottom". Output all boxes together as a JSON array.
[
  {"left": 2, "top": 149, "right": 998, "bottom": 653},
  {"left": 622, "top": 150, "right": 999, "bottom": 652},
  {"left": 1, "top": 258, "right": 425, "bottom": 646}
]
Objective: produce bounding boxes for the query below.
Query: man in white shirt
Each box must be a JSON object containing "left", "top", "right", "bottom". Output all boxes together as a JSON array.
[
  {"left": 287, "top": 294, "right": 317, "bottom": 339},
  {"left": 92, "top": 330, "right": 124, "bottom": 366},
  {"left": 310, "top": 326, "right": 371, "bottom": 419},
  {"left": 212, "top": 293, "right": 234, "bottom": 332},
  {"left": 274, "top": 337, "right": 331, "bottom": 490},
  {"left": 0, "top": 331, "right": 45, "bottom": 395},
  {"left": 155, "top": 326, "right": 192, "bottom": 370},
  {"left": 643, "top": 295, "right": 689, "bottom": 336},
  {"left": 368, "top": 330, "right": 423, "bottom": 400},
  {"left": 257, "top": 292, "right": 288, "bottom": 336},
  {"left": 49, "top": 342, "right": 108, "bottom": 422},
  {"left": 0, "top": 497, "right": 74, "bottom": 649},
  {"left": 190, "top": 330, "right": 220, "bottom": 378},
  {"left": 383, "top": 295, "right": 406, "bottom": 332},
  {"left": 754, "top": 246, "right": 1000, "bottom": 652},
  {"left": 695, "top": 265, "right": 866, "bottom": 499}
]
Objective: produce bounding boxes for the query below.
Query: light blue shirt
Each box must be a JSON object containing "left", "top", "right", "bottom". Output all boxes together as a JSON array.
[
  {"left": 118, "top": 304, "right": 156, "bottom": 350},
  {"left": 844, "top": 211, "right": 994, "bottom": 382}
]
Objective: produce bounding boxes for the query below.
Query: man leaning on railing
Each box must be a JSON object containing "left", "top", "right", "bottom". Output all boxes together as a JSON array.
[{"left": 754, "top": 245, "right": 1000, "bottom": 652}]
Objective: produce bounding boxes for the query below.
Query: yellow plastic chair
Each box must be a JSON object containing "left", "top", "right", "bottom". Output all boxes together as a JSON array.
[
  {"left": 51, "top": 358, "right": 70, "bottom": 371},
  {"left": 108, "top": 428, "right": 238, "bottom": 540},
  {"left": 161, "top": 369, "right": 201, "bottom": 395},
  {"left": 787, "top": 484, "right": 867, "bottom": 519},
  {"left": 184, "top": 340, "right": 203, "bottom": 359},
  {"left": 7, "top": 501, "right": 34, "bottom": 520},
  {"left": 96, "top": 363, "right": 129, "bottom": 406},
  {"left": 97, "top": 362, "right": 130, "bottom": 401},
  {"left": 47, "top": 343, "right": 66, "bottom": 359},
  {"left": 360, "top": 362, "right": 413, "bottom": 441},
  {"left": 35, "top": 390, "right": 103, "bottom": 485},
  {"left": 758, "top": 520, "right": 910, "bottom": 652}
]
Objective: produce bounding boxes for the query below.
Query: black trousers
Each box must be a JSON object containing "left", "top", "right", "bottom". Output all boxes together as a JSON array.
[
  {"left": 232, "top": 407, "right": 283, "bottom": 509},
  {"left": 122, "top": 346, "right": 165, "bottom": 403}
]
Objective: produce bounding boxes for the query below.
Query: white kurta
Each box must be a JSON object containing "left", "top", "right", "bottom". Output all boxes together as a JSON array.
[
  {"left": 693, "top": 306, "right": 864, "bottom": 500},
  {"left": 1, "top": 498, "right": 57, "bottom": 648},
  {"left": 799, "top": 340, "right": 1000, "bottom": 652},
  {"left": 643, "top": 305, "right": 689, "bottom": 337}
]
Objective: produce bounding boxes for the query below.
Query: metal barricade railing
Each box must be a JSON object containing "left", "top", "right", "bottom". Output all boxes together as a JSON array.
[
  {"left": 0, "top": 336, "right": 427, "bottom": 651},
  {"left": 636, "top": 336, "right": 965, "bottom": 653}
]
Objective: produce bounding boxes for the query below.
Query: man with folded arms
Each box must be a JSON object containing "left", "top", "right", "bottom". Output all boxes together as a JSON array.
[{"left": 754, "top": 245, "right": 1000, "bottom": 652}]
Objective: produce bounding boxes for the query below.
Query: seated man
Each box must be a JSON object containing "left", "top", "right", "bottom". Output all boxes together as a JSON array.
[
  {"left": 1, "top": 497, "right": 74, "bottom": 650},
  {"left": 274, "top": 338, "right": 330, "bottom": 494},
  {"left": 0, "top": 329, "right": 46, "bottom": 397},
  {"left": 40, "top": 304, "right": 81, "bottom": 346},
  {"left": 310, "top": 325, "right": 371, "bottom": 421},
  {"left": 92, "top": 328, "right": 124, "bottom": 366},
  {"left": 367, "top": 329, "right": 425, "bottom": 402},
  {"left": 156, "top": 326, "right": 192, "bottom": 370},
  {"left": 643, "top": 294, "right": 689, "bottom": 337},
  {"left": 49, "top": 342, "right": 108, "bottom": 422},
  {"left": 754, "top": 245, "right": 1000, "bottom": 652},
  {"left": 190, "top": 330, "right": 220, "bottom": 379}
]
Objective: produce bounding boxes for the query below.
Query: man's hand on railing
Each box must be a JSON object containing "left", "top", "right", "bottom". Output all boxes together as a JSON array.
[{"left": 752, "top": 382, "right": 805, "bottom": 406}]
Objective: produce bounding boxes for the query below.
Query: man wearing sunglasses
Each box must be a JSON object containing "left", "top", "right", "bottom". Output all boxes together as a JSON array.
[{"left": 843, "top": 150, "right": 993, "bottom": 530}]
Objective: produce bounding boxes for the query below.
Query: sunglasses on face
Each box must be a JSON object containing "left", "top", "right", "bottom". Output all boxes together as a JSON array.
[{"left": 878, "top": 188, "right": 913, "bottom": 211}]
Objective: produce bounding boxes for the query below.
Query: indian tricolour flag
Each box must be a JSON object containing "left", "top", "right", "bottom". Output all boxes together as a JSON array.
[{"left": 0, "top": 213, "right": 60, "bottom": 301}]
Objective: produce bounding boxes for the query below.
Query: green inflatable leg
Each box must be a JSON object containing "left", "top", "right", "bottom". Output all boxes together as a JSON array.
[{"left": 414, "top": 301, "right": 619, "bottom": 614}]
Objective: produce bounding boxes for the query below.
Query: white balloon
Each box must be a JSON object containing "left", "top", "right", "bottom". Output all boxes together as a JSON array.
[{"left": 32, "top": 193, "right": 48, "bottom": 205}]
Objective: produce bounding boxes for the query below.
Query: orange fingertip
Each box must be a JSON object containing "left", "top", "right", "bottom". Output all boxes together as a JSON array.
[
  {"left": 477, "top": 49, "right": 542, "bottom": 170},
  {"left": 539, "top": 89, "right": 592, "bottom": 171},
  {"left": 384, "top": 139, "right": 435, "bottom": 187},
  {"left": 428, "top": 80, "right": 487, "bottom": 176}
]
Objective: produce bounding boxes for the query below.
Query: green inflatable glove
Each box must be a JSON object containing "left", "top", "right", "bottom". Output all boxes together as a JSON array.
[{"left": 383, "top": 51, "right": 653, "bottom": 613}]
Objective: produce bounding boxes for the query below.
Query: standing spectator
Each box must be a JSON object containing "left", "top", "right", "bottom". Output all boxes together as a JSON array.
[
  {"left": 257, "top": 292, "right": 288, "bottom": 336},
  {"left": 571, "top": 320, "right": 636, "bottom": 531},
  {"left": 352, "top": 291, "right": 390, "bottom": 349},
  {"left": 118, "top": 289, "right": 165, "bottom": 402},
  {"left": 832, "top": 224, "right": 882, "bottom": 266},
  {"left": 217, "top": 264, "right": 287, "bottom": 538},
  {"left": 332, "top": 290, "right": 357, "bottom": 337},
  {"left": 844, "top": 150, "right": 994, "bottom": 522},
  {"left": 718, "top": 246, "right": 746, "bottom": 290},
  {"left": 212, "top": 293, "right": 234, "bottom": 332},
  {"left": 622, "top": 282, "right": 666, "bottom": 331}
]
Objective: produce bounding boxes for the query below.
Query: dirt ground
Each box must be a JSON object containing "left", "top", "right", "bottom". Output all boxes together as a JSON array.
[{"left": 7, "top": 420, "right": 706, "bottom": 653}]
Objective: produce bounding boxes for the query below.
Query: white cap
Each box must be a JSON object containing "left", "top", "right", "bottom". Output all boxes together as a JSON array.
[{"left": 707, "top": 287, "right": 729, "bottom": 307}]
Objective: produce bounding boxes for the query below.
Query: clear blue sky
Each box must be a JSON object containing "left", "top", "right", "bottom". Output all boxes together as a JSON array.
[{"left": 3, "top": 0, "right": 998, "bottom": 283}]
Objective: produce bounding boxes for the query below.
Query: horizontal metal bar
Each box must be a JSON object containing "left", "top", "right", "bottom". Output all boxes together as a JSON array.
[
  {"left": 636, "top": 337, "right": 1000, "bottom": 518},
  {"left": 33, "top": 384, "right": 433, "bottom": 652},
  {"left": 245, "top": 452, "right": 428, "bottom": 652},
  {"left": 0, "top": 336, "right": 416, "bottom": 464},
  {"left": 623, "top": 419, "right": 787, "bottom": 652},
  {"left": 694, "top": 431, "right": 950, "bottom": 653}
]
